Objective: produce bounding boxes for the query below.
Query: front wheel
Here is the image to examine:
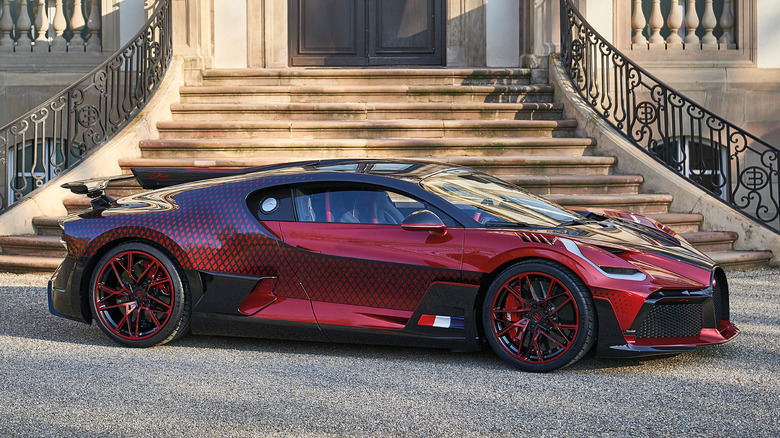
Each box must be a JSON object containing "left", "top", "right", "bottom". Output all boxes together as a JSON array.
[
  {"left": 89, "top": 242, "right": 191, "bottom": 347},
  {"left": 482, "top": 260, "right": 595, "bottom": 372}
]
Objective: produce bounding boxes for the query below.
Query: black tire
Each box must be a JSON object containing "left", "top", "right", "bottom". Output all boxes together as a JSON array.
[
  {"left": 482, "top": 259, "right": 595, "bottom": 372},
  {"left": 89, "top": 242, "right": 191, "bottom": 347}
]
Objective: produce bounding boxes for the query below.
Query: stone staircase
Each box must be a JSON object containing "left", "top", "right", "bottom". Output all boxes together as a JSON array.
[{"left": 0, "top": 68, "right": 772, "bottom": 272}]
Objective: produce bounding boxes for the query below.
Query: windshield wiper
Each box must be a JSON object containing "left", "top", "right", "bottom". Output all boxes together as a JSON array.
[
  {"left": 484, "top": 220, "right": 536, "bottom": 228},
  {"left": 556, "top": 219, "right": 589, "bottom": 227}
]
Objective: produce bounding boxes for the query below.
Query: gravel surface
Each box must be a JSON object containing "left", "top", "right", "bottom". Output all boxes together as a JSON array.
[{"left": 0, "top": 268, "right": 778, "bottom": 437}]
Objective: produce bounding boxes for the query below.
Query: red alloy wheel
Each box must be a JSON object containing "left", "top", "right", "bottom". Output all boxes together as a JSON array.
[
  {"left": 93, "top": 250, "right": 175, "bottom": 341},
  {"left": 489, "top": 271, "right": 581, "bottom": 366}
]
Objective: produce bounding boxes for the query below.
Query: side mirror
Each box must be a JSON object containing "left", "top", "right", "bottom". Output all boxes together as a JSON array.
[{"left": 401, "top": 210, "right": 448, "bottom": 236}]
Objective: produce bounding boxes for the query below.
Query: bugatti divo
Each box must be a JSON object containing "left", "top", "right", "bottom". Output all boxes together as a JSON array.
[{"left": 48, "top": 159, "right": 738, "bottom": 372}]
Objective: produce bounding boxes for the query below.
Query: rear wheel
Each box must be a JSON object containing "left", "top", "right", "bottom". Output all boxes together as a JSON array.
[
  {"left": 482, "top": 260, "right": 595, "bottom": 372},
  {"left": 89, "top": 242, "right": 190, "bottom": 347}
]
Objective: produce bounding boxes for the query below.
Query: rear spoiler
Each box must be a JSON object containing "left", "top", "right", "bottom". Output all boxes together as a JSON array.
[{"left": 61, "top": 175, "right": 136, "bottom": 209}]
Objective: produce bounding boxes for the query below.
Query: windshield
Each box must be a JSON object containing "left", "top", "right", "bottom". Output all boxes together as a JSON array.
[{"left": 420, "top": 168, "right": 584, "bottom": 227}]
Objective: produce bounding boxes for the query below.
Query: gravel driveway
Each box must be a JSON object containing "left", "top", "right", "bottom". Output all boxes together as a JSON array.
[{"left": 0, "top": 268, "right": 778, "bottom": 437}]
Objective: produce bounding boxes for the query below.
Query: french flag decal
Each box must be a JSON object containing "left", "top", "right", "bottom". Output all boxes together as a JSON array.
[{"left": 418, "top": 314, "right": 465, "bottom": 329}]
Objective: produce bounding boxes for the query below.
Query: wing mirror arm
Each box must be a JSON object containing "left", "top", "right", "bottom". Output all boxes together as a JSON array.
[{"left": 401, "top": 210, "right": 448, "bottom": 236}]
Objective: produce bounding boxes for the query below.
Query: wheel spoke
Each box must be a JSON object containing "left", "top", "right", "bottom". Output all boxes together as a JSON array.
[
  {"left": 109, "top": 260, "right": 131, "bottom": 291},
  {"left": 99, "top": 284, "right": 128, "bottom": 297},
  {"left": 134, "top": 306, "right": 141, "bottom": 338},
  {"left": 496, "top": 317, "right": 529, "bottom": 338},
  {"left": 538, "top": 328, "right": 566, "bottom": 349},
  {"left": 147, "top": 294, "right": 172, "bottom": 310},
  {"left": 147, "top": 308, "right": 162, "bottom": 328},
  {"left": 547, "top": 296, "right": 573, "bottom": 318},
  {"left": 503, "top": 284, "right": 532, "bottom": 309},
  {"left": 110, "top": 302, "right": 136, "bottom": 337},
  {"left": 125, "top": 252, "right": 135, "bottom": 282},
  {"left": 99, "top": 301, "right": 136, "bottom": 311},
  {"left": 136, "top": 260, "right": 156, "bottom": 285}
]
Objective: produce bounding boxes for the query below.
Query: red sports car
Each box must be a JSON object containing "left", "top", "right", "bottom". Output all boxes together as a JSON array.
[{"left": 48, "top": 159, "right": 738, "bottom": 372}]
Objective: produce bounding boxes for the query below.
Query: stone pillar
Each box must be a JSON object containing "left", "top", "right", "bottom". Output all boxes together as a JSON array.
[
  {"left": 486, "top": 0, "right": 520, "bottom": 67},
  {"left": 447, "top": 0, "right": 486, "bottom": 67},
  {"left": 263, "top": 0, "right": 287, "bottom": 68}
]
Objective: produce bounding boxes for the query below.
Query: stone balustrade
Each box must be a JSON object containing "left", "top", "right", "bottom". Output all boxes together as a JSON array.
[
  {"left": 0, "top": 0, "right": 101, "bottom": 52},
  {"left": 631, "top": 0, "right": 736, "bottom": 50}
]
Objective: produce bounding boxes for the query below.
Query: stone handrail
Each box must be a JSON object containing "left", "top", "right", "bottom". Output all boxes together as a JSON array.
[
  {"left": 0, "top": 0, "right": 102, "bottom": 52},
  {"left": 630, "top": 0, "right": 736, "bottom": 51}
]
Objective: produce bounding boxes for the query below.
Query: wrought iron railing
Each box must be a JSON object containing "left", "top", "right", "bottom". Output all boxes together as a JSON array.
[
  {"left": 560, "top": 0, "right": 780, "bottom": 234},
  {"left": 0, "top": 0, "right": 171, "bottom": 209}
]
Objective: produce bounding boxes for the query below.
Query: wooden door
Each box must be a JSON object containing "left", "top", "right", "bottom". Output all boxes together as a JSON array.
[{"left": 289, "top": 0, "right": 444, "bottom": 66}]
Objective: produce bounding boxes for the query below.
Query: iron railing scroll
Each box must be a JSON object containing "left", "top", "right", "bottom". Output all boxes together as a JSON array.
[
  {"left": 560, "top": 0, "right": 780, "bottom": 234},
  {"left": 0, "top": 0, "right": 172, "bottom": 209}
]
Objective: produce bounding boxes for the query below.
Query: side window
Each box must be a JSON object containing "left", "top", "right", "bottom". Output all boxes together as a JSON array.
[
  {"left": 293, "top": 184, "right": 454, "bottom": 226},
  {"left": 247, "top": 187, "right": 295, "bottom": 222}
]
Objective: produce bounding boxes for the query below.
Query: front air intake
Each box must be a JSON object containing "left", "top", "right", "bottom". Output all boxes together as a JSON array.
[{"left": 636, "top": 303, "right": 703, "bottom": 339}]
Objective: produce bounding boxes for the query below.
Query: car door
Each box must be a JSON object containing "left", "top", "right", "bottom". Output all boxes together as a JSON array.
[{"left": 278, "top": 183, "right": 465, "bottom": 333}]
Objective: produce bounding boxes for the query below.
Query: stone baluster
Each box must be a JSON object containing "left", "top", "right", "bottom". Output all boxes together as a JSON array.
[
  {"left": 631, "top": 0, "right": 647, "bottom": 49},
  {"left": 647, "top": 0, "right": 665, "bottom": 49},
  {"left": 700, "top": 0, "right": 718, "bottom": 50},
  {"left": 666, "top": 0, "right": 684, "bottom": 50},
  {"left": 51, "top": 0, "right": 68, "bottom": 51},
  {"left": 15, "top": 0, "right": 33, "bottom": 51},
  {"left": 684, "top": 0, "right": 700, "bottom": 49},
  {"left": 69, "top": 0, "right": 85, "bottom": 52},
  {"left": 0, "top": 0, "right": 14, "bottom": 52},
  {"left": 85, "top": 0, "right": 101, "bottom": 52},
  {"left": 33, "top": 0, "right": 49, "bottom": 52},
  {"left": 719, "top": 0, "right": 735, "bottom": 50}
]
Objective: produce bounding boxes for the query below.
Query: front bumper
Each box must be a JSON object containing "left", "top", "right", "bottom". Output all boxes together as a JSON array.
[{"left": 594, "top": 277, "right": 739, "bottom": 358}]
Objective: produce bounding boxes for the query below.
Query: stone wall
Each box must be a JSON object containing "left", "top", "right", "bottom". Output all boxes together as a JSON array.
[
  {"left": 644, "top": 66, "right": 780, "bottom": 146},
  {"left": 0, "top": 54, "right": 110, "bottom": 126}
]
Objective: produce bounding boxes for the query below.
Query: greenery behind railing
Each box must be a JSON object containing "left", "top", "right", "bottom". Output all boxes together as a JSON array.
[
  {"left": 560, "top": 0, "right": 780, "bottom": 234},
  {"left": 0, "top": 0, "right": 171, "bottom": 209}
]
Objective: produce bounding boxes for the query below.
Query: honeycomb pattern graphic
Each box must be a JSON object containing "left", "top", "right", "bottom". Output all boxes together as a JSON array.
[
  {"left": 286, "top": 248, "right": 477, "bottom": 310},
  {"left": 64, "top": 173, "right": 485, "bottom": 309}
]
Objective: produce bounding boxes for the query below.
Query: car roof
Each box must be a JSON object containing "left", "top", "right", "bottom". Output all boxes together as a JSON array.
[
  {"left": 130, "top": 159, "right": 465, "bottom": 191},
  {"left": 254, "top": 159, "right": 460, "bottom": 182}
]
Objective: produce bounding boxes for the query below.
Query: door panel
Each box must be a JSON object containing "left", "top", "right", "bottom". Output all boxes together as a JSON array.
[
  {"left": 368, "top": 0, "right": 441, "bottom": 65},
  {"left": 279, "top": 222, "right": 465, "bottom": 327},
  {"left": 289, "top": 0, "right": 444, "bottom": 66}
]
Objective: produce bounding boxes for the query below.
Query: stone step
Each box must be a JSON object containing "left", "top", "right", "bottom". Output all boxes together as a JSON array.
[
  {"left": 707, "top": 250, "right": 774, "bottom": 270},
  {"left": 169, "top": 102, "right": 565, "bottom": 122},
  {"left": 156, "top": 119, "right": 578, "bottom": 140},
  {"left": 0, "top": 254, "right": 62, "bottom": 273},
  {"left": 0, "top": 235, "right": 67, "bottom": 258},
  {"left": 200, "top": 68, "right": 534, "bottom": 86},
  {"left": 63, "top": 196, "right": 96, "bottom": 214},
  {"left": 139, "top": 137, "right": 595, "bottom": 159},
  {"left": 555, "top": 194, "right": 673, "bottom": 214},
  {"left": 33, "top": 216, "right": 62, "bottom": 236},
  {"left": 646, "top": 213, "right": 704, "bottom": 234},
  {"left": 510, "top": 175, "right": 643, "bottom": 195},
  {"left": 431, "top": 156, "right": 616, "bottom": 176},
  {"left": 178, "top": 84, "right": 555, "bottom": 104},
  {"left": 680, "top": 231, "right": 740, "bottom": 253}
]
